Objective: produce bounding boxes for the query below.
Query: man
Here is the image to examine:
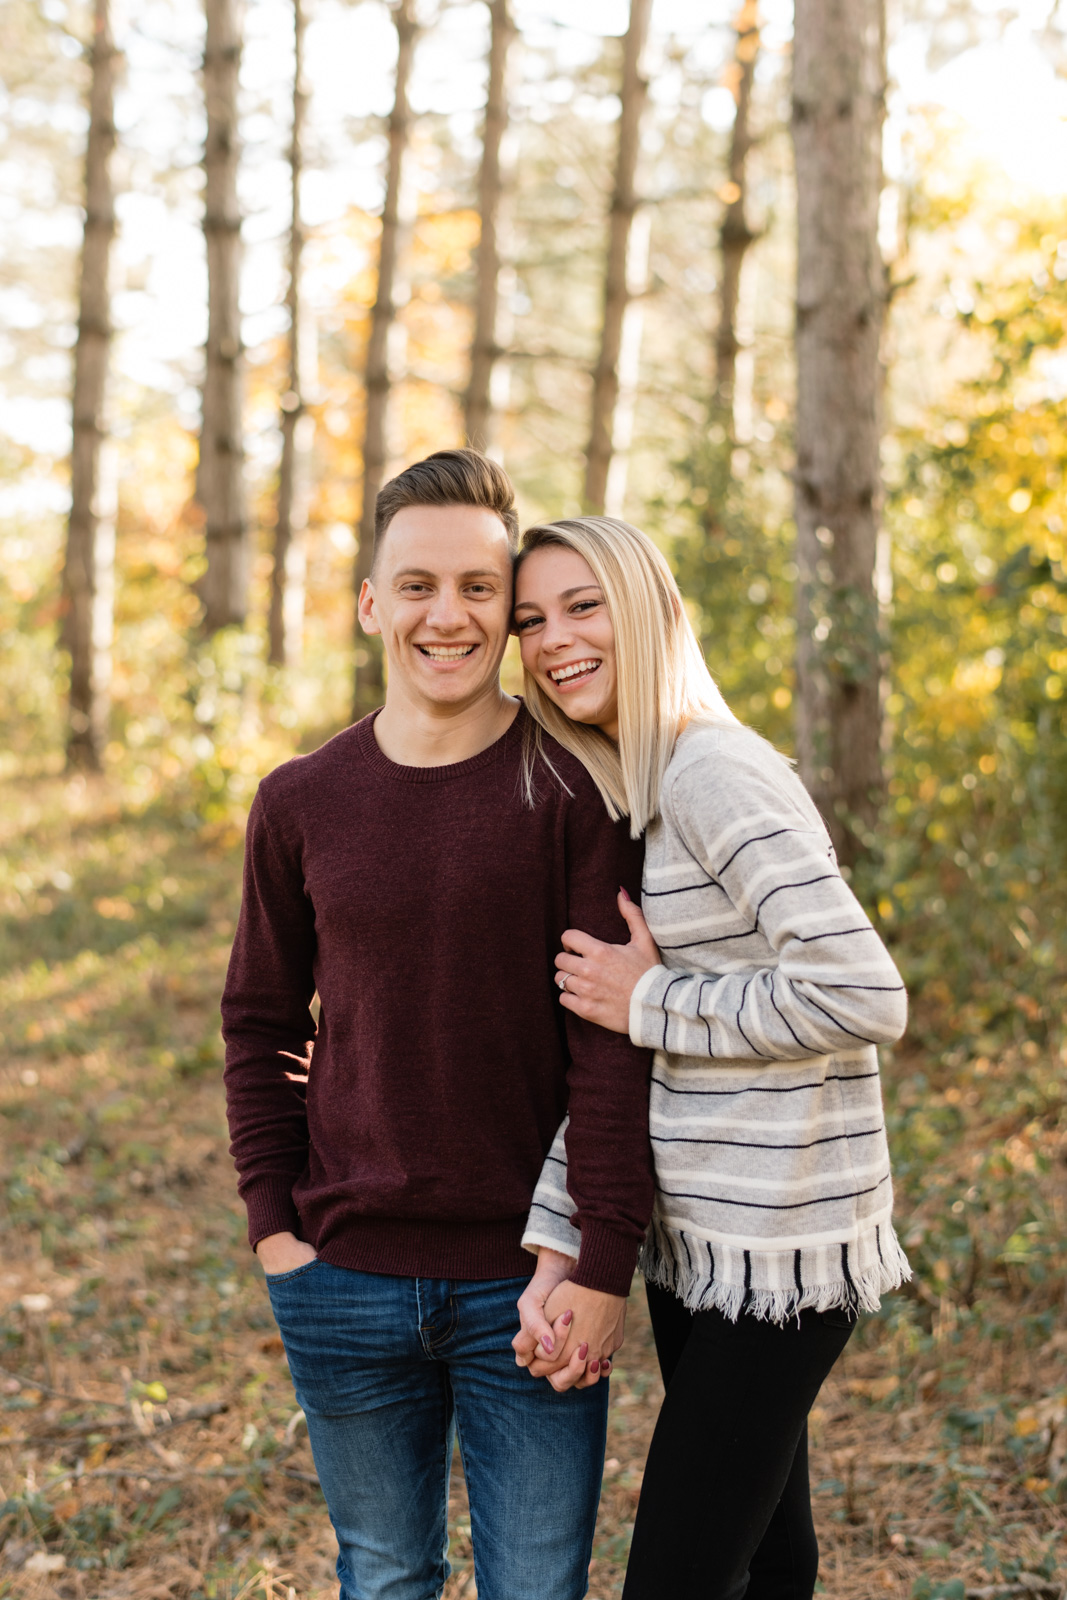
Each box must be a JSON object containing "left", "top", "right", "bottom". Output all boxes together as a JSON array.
[{"left": 222, "top": 449, "right": 653, "bottom": 1600}]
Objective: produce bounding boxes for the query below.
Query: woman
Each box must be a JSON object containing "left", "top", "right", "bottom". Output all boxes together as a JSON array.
[{"left": 510, "top": 516, "right": 910, "bottom": 1600}]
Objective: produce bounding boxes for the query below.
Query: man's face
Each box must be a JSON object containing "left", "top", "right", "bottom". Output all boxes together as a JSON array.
[{"left": 358, "top": 505, "right": 514, "bottom": 713}]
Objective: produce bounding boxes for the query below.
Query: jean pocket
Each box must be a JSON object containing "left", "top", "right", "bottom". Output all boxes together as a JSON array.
[{"left": 265, "top": 1258, "right": 321, "bottom": 1289}]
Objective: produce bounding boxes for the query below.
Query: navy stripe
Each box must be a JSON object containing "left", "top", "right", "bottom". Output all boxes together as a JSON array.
[
  {"left": 768, "top": 969, "right": 823, "bottom": 1054},
  {"left": 697, "top": 977, "right": 715, "bottom": 1056},
  {"left": 743, "top": 1249, "right": 752, "bottom": 1291},
  {"left": 656, "top": 1174, "right": 890, "bottom": 1212},
  {"left": 531, "top": 1202, "right": 577, "bottom": 1222},
  {"left": 716, "top": 827, "right": 808, "bottom": 875},
  {"left": 841, "top": 1241, "right": 858, "bottom": 1310},
  {"left": 659, "top": 973, "right": 690, "bottom": 1050},
  {"left": 820, "top": 983, "right": 907, "bottom": 992},
  {"left": 651, "top": 1126, "right": 884, "bottom": 1152},
  {"left": 657, "top": 926, "right": 760, "bottom": 951},
  {"left": 794, "top": 1249, "right": 803, "bottom": 1293},
  {"left": 643, "top": 879, "right": 722, "bottom": 898},
  {"left": 650, "top": 1070, "right": 880, "bottom": 1097},
  {"left": 793, "top": 925, "right": 878, "bottom": 944},
  {"left": 736, "top": 975, "right": 771, "bottom": 1058},
  {"left": 754, "top": 873, "right": 838, "bottom": 921},
  {"left": 798, "top": 990, "right": 882, "bottom": 1046}
]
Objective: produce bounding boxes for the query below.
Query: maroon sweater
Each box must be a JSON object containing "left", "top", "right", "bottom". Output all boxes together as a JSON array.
[{"left": 221, "top": 707, "right": 654, "bottom": 1297}]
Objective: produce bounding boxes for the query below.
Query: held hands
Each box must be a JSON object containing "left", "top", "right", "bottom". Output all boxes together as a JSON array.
[
  {"left": 554, "top": 889, "right": 662, "bottom": 1034},
  {"left": 255, "top": 1231, "right": 317, "bottom": 1275},
  {"left": 513, "top": 1251, "right": 626, "bottom": 1392}
]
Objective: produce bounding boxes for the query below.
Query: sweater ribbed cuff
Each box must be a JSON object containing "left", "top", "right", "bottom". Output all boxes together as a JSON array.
[
  {"left": 242, "top": 1177, "right": 303, "bottom": 1252},
  {"left": 568, "top": 1221, "right": 640, "bottom": 1297}
]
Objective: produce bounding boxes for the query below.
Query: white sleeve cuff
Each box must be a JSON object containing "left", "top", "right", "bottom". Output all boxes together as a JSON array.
[
  {"left": 629, "top": 963, "right": 668, "bottom": 1046},
  {"left": 521, "top": 1230, "right": 581, "bottom": 1261}
]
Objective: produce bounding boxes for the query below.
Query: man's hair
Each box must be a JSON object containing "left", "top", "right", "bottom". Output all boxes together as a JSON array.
[{"left": 373, "top": 449, "right": 519, "bottom": 566}]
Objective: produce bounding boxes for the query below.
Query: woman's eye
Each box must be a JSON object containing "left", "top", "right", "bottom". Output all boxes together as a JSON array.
[
  {"left": 515, "top": 616, "right": 542, "bottom": 631},
  {"left": 572, "top": 600, "right": 599, "bottom": 614}
]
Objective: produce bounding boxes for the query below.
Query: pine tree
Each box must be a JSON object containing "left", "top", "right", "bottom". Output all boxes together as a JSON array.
[
  {"left": 199, "top": 0, "right": 248, "bottom": 633},
  {"left": 792, "top": 0, "right": 887, "bottom": 867},
  {"left": 62, "top": 0, "right": 119, "bottom": 770}
]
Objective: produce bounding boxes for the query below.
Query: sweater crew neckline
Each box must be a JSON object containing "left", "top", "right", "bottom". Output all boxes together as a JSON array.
[{"left": 356, "top": 703, "right": 525, "bottom": 784}]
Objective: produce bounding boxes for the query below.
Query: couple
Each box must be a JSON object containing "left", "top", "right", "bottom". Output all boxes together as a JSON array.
[{"left": 221, "top": 448, "right": 910, "bottom": 1600}]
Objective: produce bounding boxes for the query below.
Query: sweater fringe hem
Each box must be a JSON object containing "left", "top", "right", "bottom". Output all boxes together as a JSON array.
[{"left": 639, "top": 1226, "right": 912, "bottom": 1325}]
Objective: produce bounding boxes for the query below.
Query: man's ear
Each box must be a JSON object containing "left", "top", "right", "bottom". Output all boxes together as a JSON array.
[{"left": 357, "top": 578, "right": 381, "bottom": 638}]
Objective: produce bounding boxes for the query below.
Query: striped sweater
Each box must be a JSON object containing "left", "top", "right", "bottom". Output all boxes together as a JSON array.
[{"left": 523, "top": 720, "right": 911, "bottom": 1323}]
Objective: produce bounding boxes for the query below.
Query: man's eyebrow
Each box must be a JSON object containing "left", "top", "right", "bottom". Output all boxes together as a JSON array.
[
  {"left": 513, "top": 583, "right": 603, "bottom": 611},
  {"left": 393, "top": 567, "right": 504, "bottom": 580}
]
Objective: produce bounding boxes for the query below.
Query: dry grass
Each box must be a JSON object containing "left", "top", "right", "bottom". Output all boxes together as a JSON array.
[{"left": 1, "top": 775, "right": 1064, "bottom": 1599}]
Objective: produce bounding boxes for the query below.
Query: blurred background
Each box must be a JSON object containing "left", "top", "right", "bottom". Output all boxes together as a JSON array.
[{"left": 0, "top": 1, "right": 1065, "bottom": 1596}]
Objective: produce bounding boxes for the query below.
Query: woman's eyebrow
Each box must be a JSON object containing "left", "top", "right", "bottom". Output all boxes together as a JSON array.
[{"left": 513, "top": 584, "right": 602, "bottom": 613}]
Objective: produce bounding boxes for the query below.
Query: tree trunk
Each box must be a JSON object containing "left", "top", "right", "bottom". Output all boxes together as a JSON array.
[
  {"left": 714, "top": 0, "right": 760, "bottom": 431},
  {"left": 269, "top": 0, "right": 309, "bottom": 668},
  {"left": 792, "top": 0, "right": 887, "bottom": 870},
  {"left": 351, "top": 0, "right": 418, "bottom": 719},
  {"left": 62, "top": 0, "right": 118, "bottom": 772},
  {"left": 463, "top": 0, "right": 514, "bottom": 456},
  {"left": 602, "top": 206, "right": 650, "bottom": 518},
  {"left": 199, "top": 0, "right": 247, "bottom": 633},
  {"left": 583, "top": 0, "right": 652, "bottom": 516}
]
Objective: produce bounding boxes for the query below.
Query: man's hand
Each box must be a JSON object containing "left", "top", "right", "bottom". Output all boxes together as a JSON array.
[
  {"left": 256, "top": 1232, "right": 317, "bottom": 1275},
  {"left": 514, "top": 1248, "right": 578, "bottom": 1371},
  {"left": 527, "top": 1281, "right": 627, "bottom": 1392},
  {"left": 555, "top": 889, "right": 661, "bottom": 1034}
]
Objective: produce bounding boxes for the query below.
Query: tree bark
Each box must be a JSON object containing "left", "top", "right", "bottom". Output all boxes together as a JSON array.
[
  {"left": 463, "top": 0, "right": 514, "bottom": 456},
  {"left": 352, "top": 0, "right": 419, "bottom": 719},
  {"left": 583, "top": 0, "right": 652, "bottom": 516},
  {"left": 792, "top": 0, "right": 887, "bottom": 870},
  {"left": 199, "top": 0, "right": 248, "bottom": 633},
  {"left": 714, "top": 0, "right": 760, "bottom": 429},
  {"left": 62, "top": 0, "right": 118, "bottom": 772},
  {"left": 269, "top": 0, "right": 309, "bottom": 667}
]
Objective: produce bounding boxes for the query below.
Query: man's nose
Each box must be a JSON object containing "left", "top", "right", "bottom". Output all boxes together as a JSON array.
[{"left": 425, "top": 584, "right": 467, "bottom": 630}]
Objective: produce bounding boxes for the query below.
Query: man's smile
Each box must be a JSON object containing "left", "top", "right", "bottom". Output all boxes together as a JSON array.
[{"left": 416, "top": 643, "right": 479, "bottom": 660}]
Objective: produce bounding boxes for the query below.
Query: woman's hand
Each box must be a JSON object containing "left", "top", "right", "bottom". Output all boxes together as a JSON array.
[
  {"left": 555, "top": 889, "right": 662, "bottom": 1034},
  {"left": 526, "top": 1282, "right": 627, "bottom": 1392},
  {"left": 513, "top": 1248, "right": 579, "bottom": 1370}
]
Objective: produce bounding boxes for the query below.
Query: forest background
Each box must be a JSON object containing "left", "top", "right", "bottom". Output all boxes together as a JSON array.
[{"left": 1, "top": 0, "right": 1066, "bottom": 1596}]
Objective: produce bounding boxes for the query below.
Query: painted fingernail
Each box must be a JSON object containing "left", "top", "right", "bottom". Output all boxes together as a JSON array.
[
  {"left": 542, "top": 1335, "right": 554, "bottom": 1353},
  {"left": 590, "top": 1359, "right": 600, "bottom": 1374},
  {"left": 561, "top": 1310, "right": 573, "bottom": 1326},
  {"left": 602, "top": 1361, "right": 611, "bottom": 1374},
  {"left": 619, "top": 886, "right": 631, "bottom": 901},
  {"left": 577, "top": 1342, "right": 589, "bottom": 1360}
]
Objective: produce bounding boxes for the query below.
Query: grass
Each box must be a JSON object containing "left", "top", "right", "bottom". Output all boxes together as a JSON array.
[{"left": 0, "top": 771, "right": 1064, "bottom": 1599}]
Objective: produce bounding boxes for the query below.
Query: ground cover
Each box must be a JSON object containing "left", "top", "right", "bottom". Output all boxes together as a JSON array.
[{"left": 0, "top": 773, "right": 1064, "bottom": 1599}]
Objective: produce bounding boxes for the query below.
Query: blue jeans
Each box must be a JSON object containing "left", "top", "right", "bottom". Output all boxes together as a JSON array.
[{"left": 266, "top": 1260, "right": 609, "bottom": 1600}]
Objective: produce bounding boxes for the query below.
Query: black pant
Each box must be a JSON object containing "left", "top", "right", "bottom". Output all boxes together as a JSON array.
[{"left": 622, "top": 1281, "right": 854, "bottom": 1600}]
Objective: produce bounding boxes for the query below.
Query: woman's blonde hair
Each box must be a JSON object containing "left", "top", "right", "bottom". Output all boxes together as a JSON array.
[{"left": 516, "top": 516, "right": 740, "bottom": 837}]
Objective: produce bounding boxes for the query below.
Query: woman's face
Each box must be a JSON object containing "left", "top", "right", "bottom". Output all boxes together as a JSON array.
[{"left": 513, "top": 545, "right": 619, "bottom": 741}]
